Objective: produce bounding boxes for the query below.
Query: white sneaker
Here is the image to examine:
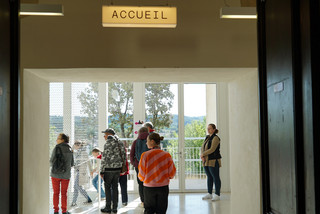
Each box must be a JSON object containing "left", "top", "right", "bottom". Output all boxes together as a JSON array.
[
  {"left": 202, "top": 193, "right": 212, "bottom": 200},
  {"left": 212, "top": 193, "right": 220, "bottom": 201},
  {"left": 139, "top": 202, "right": 144, "bottom": 208}
]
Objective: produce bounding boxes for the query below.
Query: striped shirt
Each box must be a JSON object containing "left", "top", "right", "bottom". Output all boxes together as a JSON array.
[{"left": 138, "top": 148, "right": 176, "bottom": 187}]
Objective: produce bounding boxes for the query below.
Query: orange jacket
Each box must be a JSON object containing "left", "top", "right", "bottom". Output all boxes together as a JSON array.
[{"left": 138, "top": 148, "right": 176, "bottom": 187}]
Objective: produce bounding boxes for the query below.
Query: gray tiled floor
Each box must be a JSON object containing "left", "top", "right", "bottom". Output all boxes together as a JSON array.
[{"left": 66, "top": 193, "right": 230, "bottom": 214}]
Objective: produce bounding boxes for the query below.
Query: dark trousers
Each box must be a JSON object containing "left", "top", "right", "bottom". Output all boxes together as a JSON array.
[
  {"left": 204, "top": 160, "right": 221, "bottom": 196},
  {"left": 104, "top": 170, "right": 120, "bottom": 211},
  {"left": 144, "top": 185, "right": 169, "bottom": 214},
  {"left": 119, "top": 174, "right": 128, "bottom": 203},
  {"left": 135, "top": 167, "right": 144, "bottom": 202}
]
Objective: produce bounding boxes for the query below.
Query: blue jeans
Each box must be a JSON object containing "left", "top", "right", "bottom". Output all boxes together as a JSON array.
[
  {"left": 92, "top": 174, "right": 106, "bottom": 198},
  {"left": 204, "top": 160, "right": 221, "bottom": 196}
]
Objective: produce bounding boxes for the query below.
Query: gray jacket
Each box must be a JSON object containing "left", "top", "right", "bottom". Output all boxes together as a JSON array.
[
  {"left": 100, "top": 135, "right": 126, "bottom": 172},
  {"left": 50, "top": 142, "right": 74, "bottom": 179}
]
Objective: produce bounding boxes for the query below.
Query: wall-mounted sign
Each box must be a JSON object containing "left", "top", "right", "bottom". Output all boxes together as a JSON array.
[{"left": 102, "top": 6, "right": 177, "bottom": 28}]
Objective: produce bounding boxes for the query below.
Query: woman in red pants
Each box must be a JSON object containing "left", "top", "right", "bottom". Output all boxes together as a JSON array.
[{"left": 50, "top": 133, "right": 74, "bottom": 214}]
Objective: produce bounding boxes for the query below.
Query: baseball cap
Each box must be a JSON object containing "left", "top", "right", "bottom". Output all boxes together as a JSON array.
[{"left": 101, "top": 128, "right": 115, "bottom": 135}]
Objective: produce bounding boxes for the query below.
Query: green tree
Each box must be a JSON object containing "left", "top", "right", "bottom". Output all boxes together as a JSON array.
[
  {"left": 145, "top": 84, "right": 174, "bottom": 131},
  {"left": 77, "top": 83, "right": 98, "bottom": 146},
  {"left": 184, "top": 118, "right": 206, "bottom": 147},
  {"left": 108, "top": 83, "right": 134, "bottom": 138},
  {"left": 78, "top": 83, "right": 175, "bottom": 140}
]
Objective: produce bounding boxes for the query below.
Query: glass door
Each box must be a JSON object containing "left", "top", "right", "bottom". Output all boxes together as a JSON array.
[
  {"left": 143, "top": 83, "right": 217, "bottom": 192},
  {"left": 144, "top": 83, "right": 179, "bottom": 190},
  {"left": 183, "top": 83, "right": 217, "bottom": 191}
]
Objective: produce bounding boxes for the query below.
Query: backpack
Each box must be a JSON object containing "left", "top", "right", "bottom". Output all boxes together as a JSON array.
[
  {"left": 52, "top": 146, "right": 66, "bottom": 174},
  {"left": 135, "top": 138, "right": 149, "bottom": 162}
]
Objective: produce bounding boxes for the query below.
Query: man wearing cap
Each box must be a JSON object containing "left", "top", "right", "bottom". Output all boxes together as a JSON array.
[{"left": 100, "top": 128, "right": 126, "bottom": 214}]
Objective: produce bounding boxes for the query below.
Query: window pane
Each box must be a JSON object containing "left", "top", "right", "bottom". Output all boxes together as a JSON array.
[
  {"left": 73, "top": 82, "right": 99, "bottom": 150},
  {"left": 108, "top": 82, "right": 134, "bottom": 190},
  {"left": 184, "top": 84, "right": 207, "bottom": 190},
  {"left": 145, "top": 83, "right": 179, "bottom": 190}
]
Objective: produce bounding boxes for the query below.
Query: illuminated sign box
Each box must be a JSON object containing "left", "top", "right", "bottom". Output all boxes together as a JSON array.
[{"left": 102, "top": 6, "right": 177, "bottom": 28}]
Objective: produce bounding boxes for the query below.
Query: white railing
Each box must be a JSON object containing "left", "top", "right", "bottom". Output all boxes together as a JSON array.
[{"left": 162, "top": 146, "right": 206, "bottom": 179}]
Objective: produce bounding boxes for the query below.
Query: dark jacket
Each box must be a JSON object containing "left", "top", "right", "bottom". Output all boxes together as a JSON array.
[
  {"left": 205, "top": 134, "right": 221, "bottom": 160},
  {"left": 50, "top": 142, "right": 74, "bottom": 179}
]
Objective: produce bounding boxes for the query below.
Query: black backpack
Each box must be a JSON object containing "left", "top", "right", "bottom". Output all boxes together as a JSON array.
[{"left": 52, "top": 146, "right": 66, "bottom": 174}]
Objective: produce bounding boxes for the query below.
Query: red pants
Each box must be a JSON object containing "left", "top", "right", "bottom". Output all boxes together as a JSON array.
[{"left": 51, "top": 177, "right": 70, "bottom": 213}]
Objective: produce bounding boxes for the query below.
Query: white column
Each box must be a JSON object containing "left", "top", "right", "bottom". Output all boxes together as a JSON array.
[
  {"left": 98, "top": 83, "right": 107, "bottom": 150},
  {"left": 206, "top": 84, "right": 217, "bottom": 131},
  {"left": 63, "top": 83, "right": 74, "bottom": 144},
  {"left": 133, "top": 83, "right": 145, "bottom": 139},
  {"left": 132, "top": 83, "right": 145, "bottom": 192},
  {"left": 216, "top": 82, "right": 230, "bottom": 192},
  {"left": 178, "top": 83, "right": 185, "bottom": 191}
]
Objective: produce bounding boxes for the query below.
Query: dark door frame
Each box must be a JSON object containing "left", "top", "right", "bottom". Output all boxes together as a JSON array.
[
  {"left": 258, "top": 0, "right": 319, "bottom": 213},
  {"left": 10, "top": 0, "right": 20, "bottom": 213}
]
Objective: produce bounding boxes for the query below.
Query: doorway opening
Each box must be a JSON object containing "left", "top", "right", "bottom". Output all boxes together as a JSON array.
[{"left": 23, "top": 67, "right": 259, "bottom": 213}]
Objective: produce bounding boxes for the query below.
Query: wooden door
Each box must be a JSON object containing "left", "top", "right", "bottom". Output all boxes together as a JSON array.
[
  {"left": 0, "top": 0, "right": 19, "bottom": 213},
  {"left": 258, "top": 0, "right": 319, "bottom": 213}
]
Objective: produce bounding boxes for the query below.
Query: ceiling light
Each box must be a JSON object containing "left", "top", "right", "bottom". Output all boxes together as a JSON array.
[
  {"left": 20, "top": 4, "right": 64, "bottom": 16},
  {"left": 220, "top": 7, "right": 256, "bottom": 19}
]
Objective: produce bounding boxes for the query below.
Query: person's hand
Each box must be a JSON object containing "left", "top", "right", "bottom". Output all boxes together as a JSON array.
[
  {"left": 90, "top": 171, "right": 93, "bottom": 177},
  {"left": 201, "top": 157, "right": 205, "bottom": 163}
]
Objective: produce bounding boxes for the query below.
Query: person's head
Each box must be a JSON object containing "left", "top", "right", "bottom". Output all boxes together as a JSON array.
[
  {"left": 144, "top": 122, "right": 154, "bottom": 132},
  {"left": 138, "top": 127, "right": 149, "bottom": 134},
  {"left": 73, "top": 140, "right": 83, "bottom": 149},
  {"left": 56, "top": 133, "right": 69, "bottom": 144},
  {"left": 91, "top": 148, "right": 101, "bottom": 157},
  {"left": 147, "top": 132, "right": 164, "bottom": 149},
  {"left": 207, "top": 123, "right": 219, "bottom": 135},
  {"left": 101, "top": 128, "right": 115, "bottom": 140}
]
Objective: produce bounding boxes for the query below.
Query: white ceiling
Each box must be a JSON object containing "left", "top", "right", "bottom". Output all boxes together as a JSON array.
[{"left": 26, "top": 67, "right": 257, "bottom": 83}]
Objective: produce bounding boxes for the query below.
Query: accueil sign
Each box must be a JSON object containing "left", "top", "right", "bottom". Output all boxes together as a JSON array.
[{"left": 102, "top": 6, "right": 177, "bottom": 28}]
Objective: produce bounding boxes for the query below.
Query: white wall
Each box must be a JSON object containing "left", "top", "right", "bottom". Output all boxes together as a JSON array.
[
  {"left": 228, "top": 70, "right": 261, "bottom": 214},
  {"left": 217, "top": 83, "right": 231, "bottom": 192},
  {"left": 23, "top": 70, "right": 49, "bottom": 213}
]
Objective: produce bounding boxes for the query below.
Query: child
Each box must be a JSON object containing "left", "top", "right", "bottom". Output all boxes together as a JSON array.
[
  {"left": 91, "top": 148, "right": 106, "bottom": 199},
  {"left": 138, "top": 133, "right": 176, "bottom": 214},
  {"left": 71, "top": 141, "right": 93, "bottom": 206}
]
